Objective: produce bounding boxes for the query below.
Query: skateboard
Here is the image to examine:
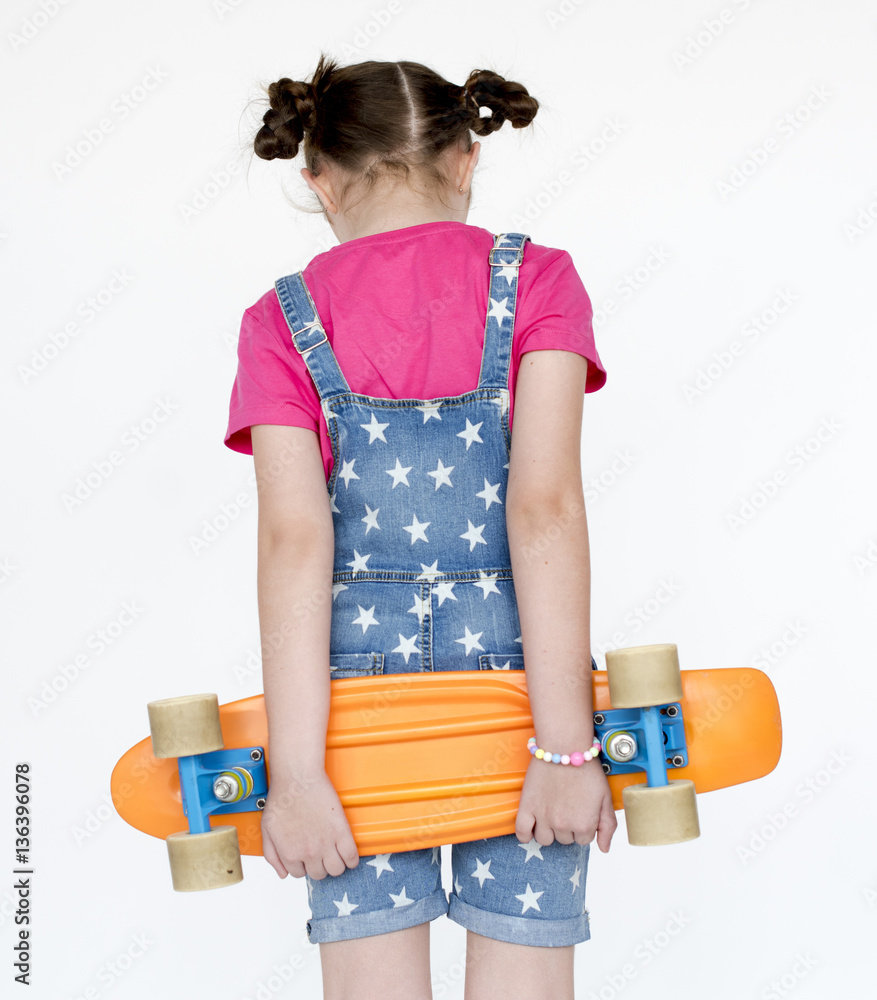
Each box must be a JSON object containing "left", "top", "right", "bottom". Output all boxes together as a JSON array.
[{"left": 111, "top": 643, "right": 782, "bottom": 891}]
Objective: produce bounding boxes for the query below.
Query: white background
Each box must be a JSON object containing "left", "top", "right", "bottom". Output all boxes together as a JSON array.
[{"left": 3, "top": 0, "right": 875, "bottom": 997}]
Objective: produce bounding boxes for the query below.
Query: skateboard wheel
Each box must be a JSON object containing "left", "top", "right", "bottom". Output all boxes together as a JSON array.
[
  {"left": 147, "top": 694, "right": 224, "bottom": 759},
  {"left": 622, "top": 779, "right": 700, "bottom": 846},
  {"left": 605, "top": 643, "right": 683, "bottom": 709},
  {"left": 166, "top": 826, "right": 243, "bottom": 891}
]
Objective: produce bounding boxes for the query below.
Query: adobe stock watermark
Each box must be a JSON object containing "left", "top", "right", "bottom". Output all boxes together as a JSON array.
[
  {"left": 400, "top": 735, "right": 520, "bottom": 852},
  {"left": 188, "top": 483, "right": 254, "bottom": 555},
  {"left": 27, "top": 600, "right": 145, "bottom": 717},
  {"left": 7, "top": 0, "right": 76, "bottom": 53},
  {"left": 690, "top": 624, "right": 806, "bottom": 738},
  {"left": 545, "top": 0, "right": 590, "bottom": 29},
  {"left": 72, "top": 753, "right": 166, "bottom": 847},
  {"left": 337, "top": 2, "right": 403, "bottom": 58},
  {"left": 189, "top": 436, "right": 308, "bottom": 554},
  {"left": 250, "top": 769, "right": 326, "bottom": 856},
  {"left": 62, "top": 397, "right": 180, "bottom": 513},
  {"left": 65, "top": 932, "right": 155, "bottom": 1000},
  {"left": 584, "top": 449, "right": 637, "bottom": 504},
  {"left": 237, "top": 949, "right": 311, "bottom": 1000},
  {"left": 597, "top": 578, "right": 683, "bottom": 657},
  {"left": 717, "top": 84, "right": 832, "bottom": 200},
  {"left": 759, "top": 952, "right": 819, "bottom": 1000},
  {"left": 725, "top": 416, "right": 841, "bottom": 532},
  {"left": 178, "top": 158, "right": 243, "bottom": 223},
  {"left": 688, "top": 668, "right": 758, "bottom": 737},
  {"left": 759, "top": 948, "right": 819, "bottom": 1000},
  {"left": 750, "top": 619, "right": 808, "bottom": 671},
  {"left": 682, "top": 288, "right": 798, "bottom": 402},
  {"left": 673, "top": 0, "right": 759, "bottom": 72},
  {"left": 18, "top": 269, "right": 134, "bottom": 384},
  {"left": 212, "top": 0, "right": 252, "bottom": 19},
  {"left": 232, "top": 647, "right": 263, "bottom": 684},
  {"left": 510, "top": 117, "right": 629, "bottom": 230},
  {"left": 52, "top": 66, "right": 169, "bottom": 180},
  {"left": 843, "top": 186, "right": 877, "bottom": 245},
  {"left": 852, "top": 535, "right": 877, "bottom": 577},
  {"left": 736, "top": 749, "right": 852, "bottom": 865},
  {"left": 251, "top": 577, "right": 335, "bottom": 670},
  {"left": 432, "top": 948, "right": 471, "bottom": 999},
  {"left": 356, "top": 672, "right": 417, "bottom": 725},
  {"left": 0, "top": 557, "right": 16, "bottom": 586},
  {"left": 369, "top": 272, "right": 464, "bottom": 370},
  {"left": 517, "top": 497, "right": 587, "bottom": 565},
  {"left": 592, "top": 246, "right": 670, "bottom": 331},
  {"left": 586, "top": 910, "right": 693, "bottom": 1000}
]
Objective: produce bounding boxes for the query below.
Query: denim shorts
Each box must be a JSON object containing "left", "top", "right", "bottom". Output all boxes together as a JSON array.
[
  {"left": 304, "top": 834, "right": 590, "bottom": 947},
  {"left": 304, "top": 656, "right": 597, "bottom": 949}
]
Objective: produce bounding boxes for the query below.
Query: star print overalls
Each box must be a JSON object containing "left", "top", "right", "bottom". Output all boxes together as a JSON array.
[{"left": 274, "top": 232, "right": 593, "bottom": 948}]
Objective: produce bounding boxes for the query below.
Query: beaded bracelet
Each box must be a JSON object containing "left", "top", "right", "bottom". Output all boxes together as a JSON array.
[{"left": 527, "top": 736, "right": 602, "bottom": 767}]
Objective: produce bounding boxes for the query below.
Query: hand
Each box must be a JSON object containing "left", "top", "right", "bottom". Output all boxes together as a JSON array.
[
  {"left": 260, "top": 766, "right": 361, "bottom": 880},
  {"left": 515, "top": 755, "right": 617, "bottom": 852}
]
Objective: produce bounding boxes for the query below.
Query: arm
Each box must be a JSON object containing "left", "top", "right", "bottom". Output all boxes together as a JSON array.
[
  {"left": 254, "top": 423, "right": 334, "bottom": 770},
  {"left": 506, "top": 351, "right": 617, "bottom": 851},
  {"left": 252, "top": 423, "right": 360, "bottom": 879}
]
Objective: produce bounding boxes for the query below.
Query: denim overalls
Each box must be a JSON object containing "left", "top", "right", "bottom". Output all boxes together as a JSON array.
[{"left": 274, "top": 232, "right": 592, "bottom": 948}]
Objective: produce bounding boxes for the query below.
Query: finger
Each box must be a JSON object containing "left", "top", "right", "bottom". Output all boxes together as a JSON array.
[
  {"left": 262, "top": 831, "right": 289, "bottom": 879},
  {"left": 306, "top": 861, "right": 328, "bottom": 880},
  {"left": 337, "top": 832, "right": 361, "bottom": 870},
  {"left": 533, "top": 821, "right": 555, "bottom": 848},
  {"left": 325, "top": 846, "right": 352, "bottom": 878},
  {"left": 287, "top": 859, "right": 307, "bottom": 879},
  {"left": 596, "top": 797, "right": 619, "bottom": 853},
  {"left": 515, "top": 809, "right": 535, "bottom": 843}
]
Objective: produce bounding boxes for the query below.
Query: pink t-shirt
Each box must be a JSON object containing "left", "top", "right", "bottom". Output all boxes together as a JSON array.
[{"left": 224, "top": 220, "right": 607, "bottom": 481}]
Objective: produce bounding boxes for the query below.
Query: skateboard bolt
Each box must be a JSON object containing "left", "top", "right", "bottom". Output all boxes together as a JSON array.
[
  {"left": 250, "top": 749, "right": 263, "bottom": 761},
  {"left": 665, "top": 705, "right": 679, "bottom": 717},
  {"left": 212, "top": 767, "right": 254, "bottom": 803},
  {"left": 670, "top": 754, "right": 685, "bottom": 767},
  {"left": 213, "top": 777, "right": 237, "bottom": 801},
  {"left": 593, "top": 713, "right": 605, "bottom": 725},
  {"left": 604, "top": 730, "right": 637, "bottom": 762}
]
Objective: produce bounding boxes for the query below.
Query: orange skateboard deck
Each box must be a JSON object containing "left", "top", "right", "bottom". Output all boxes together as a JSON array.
[{"left": 111, "top": 662, "right": 781, "bottom": 859}]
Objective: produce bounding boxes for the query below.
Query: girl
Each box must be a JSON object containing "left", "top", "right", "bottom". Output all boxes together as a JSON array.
[{"left": 225, "top": 54, "right": 615, "bottom": 1000}]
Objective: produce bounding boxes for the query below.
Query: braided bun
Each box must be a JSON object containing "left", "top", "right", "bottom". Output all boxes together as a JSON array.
[
  {"left": 254, "top": 78, "right": 318, "bottom": 161},
  {"left": 462, "top": 69, "right": 539, "bottom": 136}
]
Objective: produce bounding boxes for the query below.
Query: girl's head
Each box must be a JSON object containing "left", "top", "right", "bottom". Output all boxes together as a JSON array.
[{"left": 251, "top": 54, "right": 539, "bottom": 229}]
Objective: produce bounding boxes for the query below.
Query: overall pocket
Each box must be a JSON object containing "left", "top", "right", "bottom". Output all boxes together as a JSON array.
[
  {"left": 477, "top": 653, "right": 525, "bottom": 671},
  {"left": 329, "top": 652, "right": 385, "bottom": 678}
]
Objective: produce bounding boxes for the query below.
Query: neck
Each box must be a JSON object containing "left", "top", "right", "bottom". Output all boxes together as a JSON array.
[{"left": 329, "top": 195, "right": 471, "bottom": 244}]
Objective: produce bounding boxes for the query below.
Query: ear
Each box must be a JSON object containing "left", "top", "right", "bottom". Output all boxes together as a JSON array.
[
  {"left": 300, "top": 167, "right": 336, "bottom": 213},
  {"left": 464, "top": 141, "right": 481, "bottom": 187}
]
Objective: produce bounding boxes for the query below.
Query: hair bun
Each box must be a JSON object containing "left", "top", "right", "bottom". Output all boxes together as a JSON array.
[
  {"left": 255, "top": 78, "right": 317, "bottom": 160},
  {"left": 463, "top": 69, "right": 539, "bottom": 136}
]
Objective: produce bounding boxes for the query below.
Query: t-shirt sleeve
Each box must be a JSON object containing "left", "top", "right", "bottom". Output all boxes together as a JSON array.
[
  {"left": 515, "top": 249, "right": 607, "bottom": 394},
  {"left": 224, "top": 299, "right": 320, "bottom": 456}
]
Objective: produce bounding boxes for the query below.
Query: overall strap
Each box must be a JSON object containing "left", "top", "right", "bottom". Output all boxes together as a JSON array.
[
  {"left": 274, "top": 272, "right": 351, "bottom": 402},
  {"left": 476, "top": 232, "right": 531, "bottom": 392}
]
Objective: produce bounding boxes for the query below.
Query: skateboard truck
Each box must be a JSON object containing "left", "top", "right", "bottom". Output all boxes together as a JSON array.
[
  {"left": 177, "top": 747, "right": 268, "bottom": 834},
  {"left": 593, "top": 702, "right": 689, "bottom": 782},
  {"left": 145, "top": 693, "right": 258, "bottom": 891},
  {"left": 603, "top": 644, "right": 701, "bottom": 845}
]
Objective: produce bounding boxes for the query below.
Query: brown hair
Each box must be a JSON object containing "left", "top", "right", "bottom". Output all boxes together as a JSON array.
[{"left": 250, "top": 54, "right": 539, "bottom": 214}]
